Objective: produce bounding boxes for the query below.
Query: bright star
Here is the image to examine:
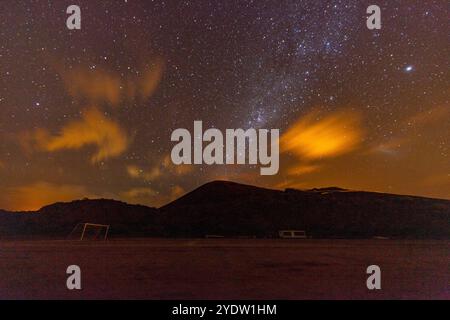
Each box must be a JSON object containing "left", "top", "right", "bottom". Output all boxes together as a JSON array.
[{"left": 404, "top": 65, "right": 414, "bottom": 72}]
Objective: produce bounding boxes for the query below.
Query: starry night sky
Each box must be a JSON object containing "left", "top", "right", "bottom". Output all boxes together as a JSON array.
[{"left": 0, "top": 0, "right": 448, "bottom": 210}]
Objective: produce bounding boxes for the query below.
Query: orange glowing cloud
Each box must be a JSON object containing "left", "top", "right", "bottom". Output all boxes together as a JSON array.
[
  {"left": 31, "top": 108, "right": 129, "bottom": 163},
  {"left": 122, "top": 187, "right": 157, "bottom": 200},
  {"left": 286, "top": 164, "right": 321, "bottom": 176},
  {"left": 0, "top": 182, "right": 92, "bottom": 211},
  {"left": 127, "top": 154, "right": 193, "bottom": 181},
  {"left": 63, "top": 68, "right": 122, "bottom": 105},
  {"left": 126, "top": 165, "right": 142, "bottom": 178},
  {"left": 370, "top": 105, "right": 449, "bottom": 156},
  {"left": 281, "top": 109, "right": 363, "bottom": 160},
  {"left": 405, "top": 105, "right": 450, "bottom": 127},
  {"left": 60, "top": 59, "right": 164, "bottom": 107},
  {"left": 126, "top": 164, "right": 162, "bottom": 181},
  {"left": 119, "top": 184, "right": 185, "bottom": 207},
  {"left": 162, "top": 154, "right": 193, "bottom": 176},
  {"left": 135, "top": 59, "right": 165, "bottom": 99},
  {"left": 170, "top": 185, "right": 185, "bottom": 201}
]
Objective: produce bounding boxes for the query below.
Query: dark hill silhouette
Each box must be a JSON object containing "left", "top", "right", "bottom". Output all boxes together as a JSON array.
[
  {"left": 0, "top": 181, "right": 449, "bottom": 239},
  {"left": 161, "top": 180, "right": 282, "bottom": 209},
  {"left": 159, "top": 181, "right": 450, "bottom": 238},
  {"left": 0, "top": 199, "right": 160, "bottom": 238}
]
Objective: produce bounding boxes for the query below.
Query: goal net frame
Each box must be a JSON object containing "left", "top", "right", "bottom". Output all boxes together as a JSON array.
[{"left": 68, "top": 223, "right": 110, "bottom": 241}]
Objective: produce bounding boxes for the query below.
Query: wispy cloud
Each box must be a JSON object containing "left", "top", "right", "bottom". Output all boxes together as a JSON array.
[
  {"left": 278, "top": 109, "right": 364, "bottom": 186},
  {"left": 126, "top": 154, "right": 193, "bottom": 181},
  {"left": 281, "top": 109, "right": 363, "bottom": 160},
  {"left": 59, "top": 59, "right": 164, "bottom": 107},
  {"left": 286, "top": 164, "right": 321, "bottom": 176},
  {"left": 404, "top": 105, "right": 449, "bottom": 127},
  {"left": 121, "top": 187, "right": 157, "bottom": 200},
  {"left": 370, "top": 105, "right": 449, "bottom": 156},
  {"left": 23, "top": 108, "right": 129, "bottom": 163}
]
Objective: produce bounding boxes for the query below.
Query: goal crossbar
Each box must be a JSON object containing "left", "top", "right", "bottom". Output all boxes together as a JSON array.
[{"left": 68, "top": 223, "right": 110, "bottom": 241}]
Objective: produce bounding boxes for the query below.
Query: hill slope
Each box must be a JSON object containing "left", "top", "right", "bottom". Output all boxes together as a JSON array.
[
  {"left": 159, "top": 181, "right": 450, "bottom": 238},
  {"left": 0, "top": 199, "right": 160, "bottom": 238},
  {"left": 0, "top": 181, "right": 449, "bottom": 239}
]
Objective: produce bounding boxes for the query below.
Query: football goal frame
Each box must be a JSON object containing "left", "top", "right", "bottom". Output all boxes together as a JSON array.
[{"left": 68, "top": 223, "right": 110, "bottom": 241}]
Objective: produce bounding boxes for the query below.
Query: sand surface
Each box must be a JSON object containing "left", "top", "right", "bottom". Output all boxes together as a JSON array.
[{"left": 0, "top": 239, "right": 448, "bottom": 299}]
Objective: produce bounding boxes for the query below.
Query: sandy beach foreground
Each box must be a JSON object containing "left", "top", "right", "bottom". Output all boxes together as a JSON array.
[{"left": 0, "top": 239, "right": 448, "bottom": 299}]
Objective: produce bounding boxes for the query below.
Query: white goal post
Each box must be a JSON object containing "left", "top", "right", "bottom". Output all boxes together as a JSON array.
[{"left": 68, "top": 223, "right": 110, "bottom": 241}]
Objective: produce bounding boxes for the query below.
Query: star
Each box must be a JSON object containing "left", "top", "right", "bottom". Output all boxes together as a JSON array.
[
  {"left": 404, "top": 65, "right": 414, "bottom": 73},
  {"left": 0, "top": 0, "right": 448, "bottom": 209}
]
